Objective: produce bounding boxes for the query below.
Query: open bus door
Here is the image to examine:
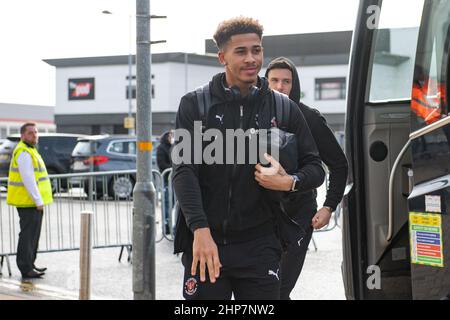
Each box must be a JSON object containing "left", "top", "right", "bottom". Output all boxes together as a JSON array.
[
  {"left": 406, "top": 0, "right": 450, "bottom": 300},
  {"left": 342, "top": 0, "right": 450, "bottom": 299}
]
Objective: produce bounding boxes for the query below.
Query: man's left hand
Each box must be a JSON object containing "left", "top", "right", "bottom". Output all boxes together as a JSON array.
[
  {"left": 312, "top": 207, "right": 332, "bottom": 230},
  {"left": 255, "top": 153, "right": 292, "bottom": 191}
]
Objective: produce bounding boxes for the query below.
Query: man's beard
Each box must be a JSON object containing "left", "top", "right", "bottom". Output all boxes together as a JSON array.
[{"left": 25, "top": 139, "right": 37, "bottom": 146}]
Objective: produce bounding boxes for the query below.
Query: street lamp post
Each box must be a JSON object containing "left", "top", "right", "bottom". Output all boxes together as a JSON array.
[
  {"left": 127, "top": 14, "right": 134, "bottom": 136},
  {"left": 102, "top": 11, "right": 166, "bottom": 136},
  {"left": 102, "top": 10, "right": 134, "bottom": 136}
]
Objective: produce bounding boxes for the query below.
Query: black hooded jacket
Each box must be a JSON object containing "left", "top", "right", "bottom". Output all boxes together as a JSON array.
[
  {"left": 173, "top": 73, "right": 325, "bottom": 251},
  {"left": 265, "top": 57, "right": 348, "bottom": 217}
]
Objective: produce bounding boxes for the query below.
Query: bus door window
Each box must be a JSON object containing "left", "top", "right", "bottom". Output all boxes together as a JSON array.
[{"left": 367, "top": 0, "right": 424, "bottom": 103}]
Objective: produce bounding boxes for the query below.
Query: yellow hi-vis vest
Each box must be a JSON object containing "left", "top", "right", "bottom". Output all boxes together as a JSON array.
[{"left": 6, "top": 140, "right": 53, "bottom": 207}]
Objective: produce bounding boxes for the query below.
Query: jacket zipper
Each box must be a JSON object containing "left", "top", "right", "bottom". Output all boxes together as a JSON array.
[
  {"left": 239, "top": 105, "right": 244, "bottom": 128},
  {"left": 223, "top": 104, "right": 244, "bottom": 245}
]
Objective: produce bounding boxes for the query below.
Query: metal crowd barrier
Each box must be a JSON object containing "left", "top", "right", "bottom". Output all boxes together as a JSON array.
[
  {"left": 157, "top": 166, "right": 340, "bottom": 249},
  {"left": 0, "top": 164, "right": 340, "bottom": 275},
  {"left": 0, "top": 169, "right": 168, "bottom": 276},
  {"left": 158, "top": 165, "right": 340, "bottom": 254},
  {"left": 159, "top": 168, "right": 176, "bottom": 242}
]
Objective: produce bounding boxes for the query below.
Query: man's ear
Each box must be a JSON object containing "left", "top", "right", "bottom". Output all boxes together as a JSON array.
[{"left": 218, "top": 51, "right": 227, "bottom": 66}]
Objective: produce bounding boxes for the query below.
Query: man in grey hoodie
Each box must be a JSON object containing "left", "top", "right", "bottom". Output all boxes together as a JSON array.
[{"left": 264, "top": 57, "right": 348, "bottom": 299}]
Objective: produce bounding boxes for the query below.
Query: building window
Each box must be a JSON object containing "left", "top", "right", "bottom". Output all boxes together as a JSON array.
[
  {"left": 126, "top": 74, "right": 154, "bottom": 80},
  {"left": 125, "top": 85, "right": 155, "bottom": 99},
  {"left": 9, "top": 127, "right": 19, "bottom": 135},
  {"left": 92, "top": 125, "right": 100, "bottom": 135},
  {"left": 1, "top": 127, "right": 7, "bottom": 138},
  {"left": 126, "top": 85, "right": 137, "bottom": 99},
  {"left": 125, "top": 74, "right": 155, "bottom": 99},
  {"left": 113, "top": 124, "right": 128, "bottom": 134},
  {"left": 315, "top": 77, "right": 346, "bottom": 100}
]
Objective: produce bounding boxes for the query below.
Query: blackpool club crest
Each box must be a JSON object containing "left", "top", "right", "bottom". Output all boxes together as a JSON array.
[{"left": 184, "top": 277, "right": 198, "bottom": 296}]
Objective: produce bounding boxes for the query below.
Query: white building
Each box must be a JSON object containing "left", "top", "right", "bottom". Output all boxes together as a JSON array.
[
  {"left": 45, "top": 31, "right": 354, "bottom": 135},
  {"left": 44, "top": 53, "right": 222, "bottom": 135}
]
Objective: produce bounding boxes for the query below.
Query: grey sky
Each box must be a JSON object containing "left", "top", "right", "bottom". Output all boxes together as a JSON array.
[{"left": 0, "top": 0, "right": 360, "bottom": 106}]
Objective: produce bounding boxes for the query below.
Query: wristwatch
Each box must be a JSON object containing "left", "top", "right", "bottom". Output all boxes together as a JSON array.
[{"left": 290, "top": 175, "right": 300, "bottom": 192}]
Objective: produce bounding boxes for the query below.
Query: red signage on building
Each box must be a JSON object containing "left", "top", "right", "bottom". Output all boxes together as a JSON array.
[{"left": 68, "top": 78, "right": 95, "bottom": 100}]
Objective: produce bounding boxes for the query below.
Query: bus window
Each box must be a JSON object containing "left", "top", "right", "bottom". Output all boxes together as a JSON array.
[
  {"left": 410, "top": 0, "right": 450, "bottom": 186},
  {"left": 411, "top": 0, "right": 450, "bottom": 130},
  {"left": 412, "top": 41, "right": 441, "bottom": 126},
  {"left": 367, "top": 0, "right": 424, "bottom": 103}
]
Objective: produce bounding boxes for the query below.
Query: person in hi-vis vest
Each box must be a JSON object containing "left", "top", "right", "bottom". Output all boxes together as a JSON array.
[{"left": 7, "top": 123, "right": 53, "bottom": 279}]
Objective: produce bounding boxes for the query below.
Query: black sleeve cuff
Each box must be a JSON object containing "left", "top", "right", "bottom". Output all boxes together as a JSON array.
[
  {"left": 189, "top": 220, "right": 210, "bottom": 233},
  {"left": 323, "top": 199, "right": 338, "bottom": 212}
]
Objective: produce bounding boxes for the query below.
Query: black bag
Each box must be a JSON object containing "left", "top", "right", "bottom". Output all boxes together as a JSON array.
[
  {"left": 266, "top": 90, "right": 298, "bottom": 174},
  {"left": 194, "top": 83, "right": 297, "bottom": 172}
]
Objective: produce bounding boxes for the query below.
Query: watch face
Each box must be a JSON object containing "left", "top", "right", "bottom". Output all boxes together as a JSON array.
[
  {"left": 292, "top": 176, "right": 300, "bottom": 191},
  {"left": 294, "top": 179, "right": 300, "bottom": 191}
]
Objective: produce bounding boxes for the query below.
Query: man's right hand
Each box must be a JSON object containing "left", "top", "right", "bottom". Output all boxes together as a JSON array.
[
  {"left": 191, "top": 227, "right": 222, "bottom": 283},
  {"left": 37, "top": 205, "right": 44, "bottom": 212}
]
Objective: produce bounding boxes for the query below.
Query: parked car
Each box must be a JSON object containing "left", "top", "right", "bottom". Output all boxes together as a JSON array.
[
  {"left": 0, "top": 138, "right": 16, "bottom": 188},
  {"left": 71, "top": 135, "right": 160, "bottom": 199},
  {"left": 0, "top": 133, "right": 85, "bottom": 191}
]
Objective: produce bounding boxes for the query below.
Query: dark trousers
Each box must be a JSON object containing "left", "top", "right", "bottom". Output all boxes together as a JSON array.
[
  {"left": 16, "top": 207, "right": 43, "bottom": 276},
  {"left": 279, "top": 223, "right": 313, "bottom": 300},
  {"left": 182, "top": 233, "right": 282, "bottom": 300},
  {"left": 163, "top": 186, "right": 174, "bottom": 233}
]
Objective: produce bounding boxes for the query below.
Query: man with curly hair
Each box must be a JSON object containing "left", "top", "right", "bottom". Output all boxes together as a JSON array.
[{"left": 173, "top": 17, "right": 324, "bottom": 300}]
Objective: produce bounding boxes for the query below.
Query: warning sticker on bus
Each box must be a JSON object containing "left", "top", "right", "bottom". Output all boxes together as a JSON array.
[{"left": 409, "top": 212, "right": 444, "bottom": 268}]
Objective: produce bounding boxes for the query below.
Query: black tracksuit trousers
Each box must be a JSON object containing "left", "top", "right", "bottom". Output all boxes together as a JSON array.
[
  {"left": 16, "top": 207, "right": 43, "bottom": 276},
  {"left": 275, "top": 205, "right": 316, "bottom": 300},
  {"left": 279, "top": 223, "right": 314, "bottom": 300},
  {"left": 182, "top": 233, "right": 282, "bottom": 300}
]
